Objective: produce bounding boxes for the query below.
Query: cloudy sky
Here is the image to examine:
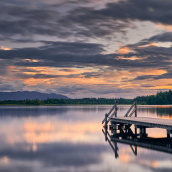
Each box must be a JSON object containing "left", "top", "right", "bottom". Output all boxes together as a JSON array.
[{"left": 1, "top": 0, "right": 172, "bottom": 98}]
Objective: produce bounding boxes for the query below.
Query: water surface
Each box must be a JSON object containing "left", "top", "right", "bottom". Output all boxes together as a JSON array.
[{"left": 0, "top": 105, "right": 171, "bottom": 172}]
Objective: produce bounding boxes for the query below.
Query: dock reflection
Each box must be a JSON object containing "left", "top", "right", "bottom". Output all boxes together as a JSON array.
[{"left": 102, "top": 126, "right": 172, "bottom": 158}]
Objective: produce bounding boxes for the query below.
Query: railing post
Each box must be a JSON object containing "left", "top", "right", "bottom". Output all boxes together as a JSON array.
[
  {"left": 115, "top": 100, "right": 117, "bottom": 117},
  {"left": 102, "top": 102, "right": 116, "bottom": 124},
  {"left": 106, "top": 101, "right": 118, "bottom": 124},
  {"left": 135, "top": 101, "right": 137, "bottom": 117},
  {"left": 105, "top": 113, "right": 108, "bottom": 141},
  {"left": 124, "top": 101, "right": 135, "bottom": 117},
  {"left": 114, "top": 100, "right": 117, "bottom": 138}
]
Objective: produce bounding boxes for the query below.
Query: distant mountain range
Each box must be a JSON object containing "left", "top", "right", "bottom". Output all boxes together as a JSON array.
[{"left": 0, "top": 91, "right": 69, "bottom": 101}]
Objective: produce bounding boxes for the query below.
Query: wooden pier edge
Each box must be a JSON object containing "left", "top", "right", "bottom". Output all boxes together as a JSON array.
[{"left": 103, "top": 102, "right": 172, "bottom": 139}]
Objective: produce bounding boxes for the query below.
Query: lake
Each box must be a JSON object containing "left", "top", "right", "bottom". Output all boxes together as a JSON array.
[{"left": 0, "top": 105, "right": 171, "bottom": 172}]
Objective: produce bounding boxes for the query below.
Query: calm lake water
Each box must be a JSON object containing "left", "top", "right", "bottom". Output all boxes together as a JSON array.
[{"left": 0, "top": 105, "right": 172, "bottom": 172}]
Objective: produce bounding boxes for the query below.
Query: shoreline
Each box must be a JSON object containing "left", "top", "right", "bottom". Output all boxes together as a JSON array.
[{"left": 1, "top": 104, "right": 172, "bottom": 106}]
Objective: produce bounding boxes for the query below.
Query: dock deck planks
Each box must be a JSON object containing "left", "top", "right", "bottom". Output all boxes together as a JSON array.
[{"left": 110, "top": 117, "right": 172, "bottom": 130}]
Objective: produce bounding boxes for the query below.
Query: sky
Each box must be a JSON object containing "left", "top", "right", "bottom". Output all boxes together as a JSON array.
[{"left": 1, "top": 0, "right": 172, "bottom": 98}]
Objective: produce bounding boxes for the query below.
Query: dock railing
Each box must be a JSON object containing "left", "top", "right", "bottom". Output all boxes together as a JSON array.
[
  {"left": 102, "top": 101, "right": 137, "bottom": 127},
  {"left": 102, "top": 100, "right": 118, "bottom": 126},
  {"left": 124, "top": 101, "right": 137, "bottom": 117}
]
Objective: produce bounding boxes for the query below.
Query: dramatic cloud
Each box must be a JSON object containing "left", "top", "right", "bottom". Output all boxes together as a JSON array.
[
  {"left": 1, "top": 0, "right": 172, "bottom": 98},
  {"left": 1, "top": 0, "right": 172, "bottom": 40},
  {"left": 0, "top": 40, "right": 171, "bottom": 69}
]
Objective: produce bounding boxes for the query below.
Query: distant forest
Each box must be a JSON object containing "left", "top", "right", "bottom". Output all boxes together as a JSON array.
[
  {"left": 1, "top": 90, "right": 172, "bottom": 105},
  {"left": 134, "top": 90, "right": 172, "bottom": 105}
]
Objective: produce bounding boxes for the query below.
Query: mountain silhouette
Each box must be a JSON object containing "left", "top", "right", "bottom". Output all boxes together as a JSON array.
[{"left": 0, "top": 91, "right": 69, "bottom": 101}]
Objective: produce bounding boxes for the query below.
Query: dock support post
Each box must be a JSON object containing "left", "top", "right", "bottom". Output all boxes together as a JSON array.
[
  {"left": 167, "top": 130, "right": 170, "bottom": 139},
  {"left": 140, "top": 127, "right": 147, "bottom": 138},
  {"left": 111, "top": 121, "right": 117, "bottom": 135},
  {"left": 135, "top": 101, "right": 137, "bottom": 117}
]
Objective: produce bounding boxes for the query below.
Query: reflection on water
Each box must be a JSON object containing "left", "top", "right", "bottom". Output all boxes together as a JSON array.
[
  {"left": 102, "top": 126, "right": 172, "bottom": 159},
  {"left": 0, "top": 105, "right": 171, "bottom": 171}
]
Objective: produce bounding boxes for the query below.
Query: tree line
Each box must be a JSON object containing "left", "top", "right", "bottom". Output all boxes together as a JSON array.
[
  {"left": 0, "top": 97, "right": 133, "bottom": 105},
  {"left": 134, "top": 90, "right": 172, "bottom": 105},
  {"left": 0, "top": 90, "right": 172, "bottom": 105}
]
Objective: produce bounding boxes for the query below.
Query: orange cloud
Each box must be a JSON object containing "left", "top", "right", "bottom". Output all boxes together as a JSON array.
[
  {"left": 23, "top": 78, "right": 48, "bottom": 85},
  {"left": 151, "top": 83, "right": 172, "bottom": 90},
  {"left": 23, "top": 59, "right": 39, "bottom": 62},
  {"left": 142, "top": 69, "right": 166, "bottom": 75},
  {"left": 117, "top": 43, "right": 157, "bottom": 56},
  {"left": 59, "top": 77, "right": 106, "bottom": 85},
  {"left": 117, "top": 56, "right": 142, "bottom": 60},
  {"left": 5, "top": 60, "right": 170, "bottom": 92},
  {"left": 155, "top": 24, "right": 172, "bottom": 31},
  {"left": 0, "top": 46, "right": 11, "bottom": 50},
  {"left": 137, "top": 43, "right": 158, "bottom": 48},
  {"left": 8, "top": 66, "right": 16, "bottom": 69},
  {"left": 117, "top": 47, "right": 130, "bottom": 54}
]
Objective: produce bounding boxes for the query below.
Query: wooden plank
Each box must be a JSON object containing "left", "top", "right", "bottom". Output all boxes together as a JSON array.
[
  {"left": 135, "top": 101, "right": 137, "bottom": 117},
  {"left": 110, "top": 117, "right": 172, "bottom": 130}
]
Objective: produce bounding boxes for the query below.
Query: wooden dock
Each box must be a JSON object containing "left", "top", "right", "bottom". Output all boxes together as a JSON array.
[
  {"left": 102, "top": 101, "right": 172, "bottom": 141},
  {"left": 110, "top": 117, "right": 172, "bottom": 130},
  {"left": 102, "top": 101, "right": 172, "bottom": 158}
]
